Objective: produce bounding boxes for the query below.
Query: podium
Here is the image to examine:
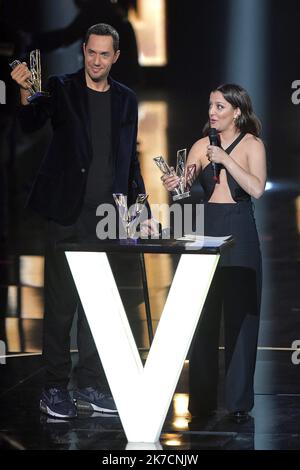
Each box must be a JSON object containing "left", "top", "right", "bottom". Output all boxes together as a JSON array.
[{"left": 59, "top": 237, "right": 232, "bottom": 443}]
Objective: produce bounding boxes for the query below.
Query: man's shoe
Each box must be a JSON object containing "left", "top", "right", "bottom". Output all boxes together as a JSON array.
[
  {"left": 74, "top": 387, "right": 118, "bottom": 414},
  {"left": 228, "top": 411, "right": 250, "bottom": 424},
  {"left": 40, "top": 388, "right": 77, "bottom": 419}
]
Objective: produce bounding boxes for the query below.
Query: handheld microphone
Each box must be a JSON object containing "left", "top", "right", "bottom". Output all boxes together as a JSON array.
[{"left": 208, "top": 127, "right": 221, "bottom": 184}]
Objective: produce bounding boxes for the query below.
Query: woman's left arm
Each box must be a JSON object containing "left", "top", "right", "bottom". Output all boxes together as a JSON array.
[{"left": 209, "top": 137, "right": 267, "bottom": 199}]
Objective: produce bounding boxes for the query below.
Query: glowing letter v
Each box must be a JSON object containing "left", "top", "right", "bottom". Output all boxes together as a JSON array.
[{"left": 65, "top": 251, "right": 219, "bottom": 443}]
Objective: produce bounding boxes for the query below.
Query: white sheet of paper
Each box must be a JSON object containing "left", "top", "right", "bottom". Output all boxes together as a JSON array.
[{"left": 176, "top": 234, "right": 232, "bottom": 248}]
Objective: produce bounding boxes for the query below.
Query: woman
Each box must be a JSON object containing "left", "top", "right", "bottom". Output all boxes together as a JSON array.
[{"left": 163, "top": 84, "right": 266, "bottom": 423}]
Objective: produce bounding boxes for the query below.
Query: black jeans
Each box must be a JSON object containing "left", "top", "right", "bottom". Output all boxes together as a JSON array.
[{"left": 43, "top": 206, "right": 108, "bottom": 389}]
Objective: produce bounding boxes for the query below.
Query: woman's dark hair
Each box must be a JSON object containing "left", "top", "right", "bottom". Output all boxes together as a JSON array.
[
  {"left": 203, "top": 83, "right": 262, "bottom": 137},
  {"left": 85, "top": 23, "right": 119, "bottom": 52}
]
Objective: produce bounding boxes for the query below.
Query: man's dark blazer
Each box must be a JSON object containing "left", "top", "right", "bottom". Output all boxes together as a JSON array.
[{"left": 19, "top": 68, "right": 146, "bottom": 225}]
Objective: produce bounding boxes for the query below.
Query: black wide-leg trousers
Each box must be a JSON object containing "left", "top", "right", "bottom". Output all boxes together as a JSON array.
[{"left": 189, "top": 201, "right": 262, "bottom": 414}]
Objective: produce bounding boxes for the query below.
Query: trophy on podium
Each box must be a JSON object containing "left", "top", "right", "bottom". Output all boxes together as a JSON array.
[
  {"left": 154, "top": 149, "right": 196, "bottom": 201},
  {"left": 113, "top": 193, "right": 149, "bottom": 239},
  {"left": 9, "top": 49, "right": 50, "bottom": 103}
]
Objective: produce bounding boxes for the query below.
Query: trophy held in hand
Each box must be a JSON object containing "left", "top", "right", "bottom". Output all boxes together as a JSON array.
[
  {"left": 10, "top": 49, "right": 50, "bottom": 103},
  {"left": 154, "top": 149, "right": 196, "bottom": 201}
]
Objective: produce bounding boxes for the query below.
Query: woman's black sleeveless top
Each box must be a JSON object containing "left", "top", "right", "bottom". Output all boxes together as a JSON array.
[{"left": 200, "top": 133, "right": 250, "bottom": 202}]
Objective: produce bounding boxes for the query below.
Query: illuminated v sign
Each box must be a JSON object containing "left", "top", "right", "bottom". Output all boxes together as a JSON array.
[{"left": 66, "top": 251, "right": 219, "bottom": 443}]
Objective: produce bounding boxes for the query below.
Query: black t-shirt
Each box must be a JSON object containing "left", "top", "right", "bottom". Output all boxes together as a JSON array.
[{"left": 84, "top": 87, "right": 114, "bottom": 207}]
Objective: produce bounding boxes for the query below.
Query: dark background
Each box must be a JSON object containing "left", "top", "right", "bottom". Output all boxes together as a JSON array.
[{"left": 1, "top": 0, "right": 300, "bottom": 179}]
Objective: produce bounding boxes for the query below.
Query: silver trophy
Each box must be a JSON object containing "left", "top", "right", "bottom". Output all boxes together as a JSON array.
[
  {"left": 9, "top": 49, "right": 50, "bottom": 103},
  {"left": 154, "top": 149, "right": 196, "bottom": 201},
  {"left": 113, "top": 193, "right": 148, "bottom": 238}
]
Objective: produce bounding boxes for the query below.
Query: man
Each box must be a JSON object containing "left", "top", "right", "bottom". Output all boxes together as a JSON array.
[{"left": 11, "top": 23, "right": 152, "bottom": 418}]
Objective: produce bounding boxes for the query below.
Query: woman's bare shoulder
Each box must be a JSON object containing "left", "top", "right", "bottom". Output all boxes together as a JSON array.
[
  {"left": 189, "top": 136, "right": 209, "bottom": 153},
  {"left": 242, "top": 133, "right": 265, "bottom": 148}
]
